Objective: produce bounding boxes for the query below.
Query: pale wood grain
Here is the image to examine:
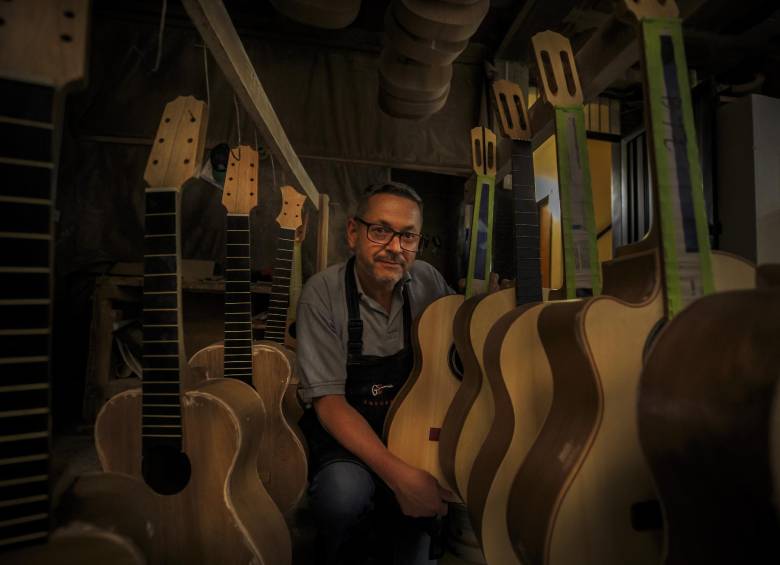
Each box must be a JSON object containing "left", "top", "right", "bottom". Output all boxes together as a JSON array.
[
  {"left": 386, "top": 294, "right": 464, "bottom": 498},
  {"left": 93, "top": 379, "right": 292, "bottom": 565},
  {"left": 189, "top": 342, "right": 308, "bottom": 513}
]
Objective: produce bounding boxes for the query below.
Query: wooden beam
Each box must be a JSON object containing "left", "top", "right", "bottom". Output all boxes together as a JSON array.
[
  {"left": 181, "top": 0, "right": 320, "bottom": 208},
  {"left": 495, "top": 0, "right": 580, "bottom": 61}
]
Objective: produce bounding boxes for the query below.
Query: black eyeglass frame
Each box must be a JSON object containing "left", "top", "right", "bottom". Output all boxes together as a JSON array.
[{"left": 354, "top": 217, "right": 427, "bottom": 253}]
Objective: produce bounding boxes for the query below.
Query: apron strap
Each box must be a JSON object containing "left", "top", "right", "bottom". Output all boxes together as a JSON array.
[{"left": 345, "top": 256, "right": 413, "bottom": 358}]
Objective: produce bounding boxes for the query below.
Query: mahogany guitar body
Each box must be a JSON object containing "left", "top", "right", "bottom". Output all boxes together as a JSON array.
[
  {"left": 189, "top": 342, "right": 307, "bottom": 513},
  {"left": 638, "top": 288, "right": 780, "bottom": 565},
  {"left": 385, "top": 293, "right": 464, "bottom": 497},
  {"left": 439, "top": 287, "right": 516, "bottom": 500},
  {"left": 92, "top": 378, "right": 291, "bottom": 565},
  {"left": 535, "top": 251, "right": 755, "bottom": 565}
]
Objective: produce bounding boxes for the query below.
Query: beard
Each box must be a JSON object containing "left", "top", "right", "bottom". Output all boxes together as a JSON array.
[{"left": 369, "top": 250, "right": 408, "bottom": 285}]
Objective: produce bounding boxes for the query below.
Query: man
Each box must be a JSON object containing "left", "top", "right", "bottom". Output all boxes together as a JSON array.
[{"left": 296, "top": 182, "right": 453, "bottom": 565}]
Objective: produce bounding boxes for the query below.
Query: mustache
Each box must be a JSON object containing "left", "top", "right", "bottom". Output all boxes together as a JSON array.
[{"left": 374, "top": 252, "right": 406, "bottom": 265}]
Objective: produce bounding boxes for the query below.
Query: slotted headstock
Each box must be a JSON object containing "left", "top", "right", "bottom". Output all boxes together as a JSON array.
[
  {"left": 491, "top": 80, "right": 532, "bottom": 141},
  {"left": 0, "top": 0, "right": 89, "bottom": 88},
  {"left": 276, "top": 185, "right": 307, "bottom": 231},
  {"left": 470, "top": 126, "right": 497, "bottom": 177},
  {"left": 222, "top": 145, "right": 259, "bottom": 214},
  {"left": 622, "top": 0, "right": 679, "bottom": 20},
  {"left": 531, "top": 31, "right": 583, "bottom": 107},
  {"left": 144, "top": 96, "right": 209, "bottom": 189}
]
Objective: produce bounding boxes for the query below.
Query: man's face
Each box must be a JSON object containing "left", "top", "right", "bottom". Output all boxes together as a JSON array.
[{"left": 347, "top": 193, "right": 422, "bottom": 287}]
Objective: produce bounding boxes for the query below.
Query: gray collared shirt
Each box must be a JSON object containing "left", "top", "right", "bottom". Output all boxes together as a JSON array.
[{"left": 295, "top": 259, "right": 453, "bottom": 403}]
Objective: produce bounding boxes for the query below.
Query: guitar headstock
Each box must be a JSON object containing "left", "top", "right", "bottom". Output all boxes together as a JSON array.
[
  {"left": 222, "top": 145, "right": 259, "bottom": 214},
  {"left": 144, "top": 96, "right": 209, "bottom": 188},
  {"left": 276, "top": 185, "right": 307, "bottom": 231},
  {"left": 470, "top": 126, "right": 497, "bottom": 177},
  {"left": 0, "top": 0, "right": 89, "bottom": 88},
  {"left": 491, "top": 80, "right": 532, "bottom": 141},
  {"left": 622, "top": 0, "right": 679, "bottom": 20},
  {"left": 531, "top": 31, "right": 583, "bottom": 107}
]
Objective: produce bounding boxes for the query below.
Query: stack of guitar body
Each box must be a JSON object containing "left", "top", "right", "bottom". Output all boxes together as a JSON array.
[
  {"left": 379, "top": 0, "right": 489, "bottom": 119},
  {"left": 384, "top": 1, "right": 780, "bottom": 564}
]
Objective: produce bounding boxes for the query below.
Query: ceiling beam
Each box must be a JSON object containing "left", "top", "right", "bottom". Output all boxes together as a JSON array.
[
  {"left": 496, "top": 0, "right": 581, "bottom": 61},
  {"left": 181, "top": 0, "right": 320, "bottom": 208}
]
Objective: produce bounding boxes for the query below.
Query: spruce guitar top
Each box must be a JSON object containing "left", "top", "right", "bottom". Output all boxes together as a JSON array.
[
  {"left": 83, "top": 97, "right": 291, "bottom": 564},
  {"left": 188, "top": 149, "right": 308, "bottom": 514}
]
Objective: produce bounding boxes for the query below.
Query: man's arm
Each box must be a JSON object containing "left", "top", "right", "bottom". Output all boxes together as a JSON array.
[{"left": 313, "top": 394, "right": 450, "bottom": 517}]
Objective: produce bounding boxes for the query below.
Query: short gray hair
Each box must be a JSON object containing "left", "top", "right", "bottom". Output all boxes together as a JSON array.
[{"left": 354, "top": 181, "right": 423, "bottom": 219}]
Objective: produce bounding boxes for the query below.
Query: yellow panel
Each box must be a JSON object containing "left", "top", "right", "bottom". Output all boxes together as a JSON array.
[{"left": 586, "top": 138, "right": 613, "bottom": 263}]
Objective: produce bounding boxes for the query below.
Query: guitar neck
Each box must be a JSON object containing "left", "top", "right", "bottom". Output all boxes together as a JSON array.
[
  {"left": 0, "top": 79, "right": 56, "bottom": 550},
  {"left": 511, "top": 139, "right": 543, "bottom": 306},
  {"left": 638, "top": 15, "right": 714, "bottom": 317},
  {"left": 465, "top": 174, "right": 495, "bottom": 297},
  {"left": 223, "top": 214, "right": 253, "bottom": 384},
  {"left": 264, "top": 227, "right": 296, "bottom": 344},
  {"left": 141, "top": 188, "right": 183, "bottom": 453},
  {"left": 554, "top": 106, "right": 602, "bottom": 298}
]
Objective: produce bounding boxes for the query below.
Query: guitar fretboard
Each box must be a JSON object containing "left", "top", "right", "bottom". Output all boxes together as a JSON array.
[
  {"left": 512, "top": 139, "right": 543, "bottom": 306},
  {"left": 264, "top": 228, "right": 296, "bottom": 343},
  {"left": 223, "top": 214, "right": 253, "bottom": 384},
  {"left": 142, "top": 189, "right": 182, "bottom": 451},
  {"left": 0, "top": 79, "right": 55, "bottom": 550},
  {"left": 466, "top": 175, "right": 495, "bottom": 297}
]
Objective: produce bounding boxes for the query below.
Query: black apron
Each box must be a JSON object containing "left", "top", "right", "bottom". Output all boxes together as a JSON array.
[{"left": 299, "top": 256, "right": 414, "bottom": 473}]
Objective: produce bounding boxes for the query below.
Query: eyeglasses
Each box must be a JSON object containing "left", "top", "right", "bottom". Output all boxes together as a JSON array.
[{"left": 354, "top": 217, "right": 426, "bottom": 252}]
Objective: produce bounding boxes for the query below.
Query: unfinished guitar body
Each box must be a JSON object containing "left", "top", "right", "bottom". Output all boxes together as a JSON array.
[
  {"left": 542, "top": 252, "right": 755, "bottom": 565},
  {"left": 189, "top": 342, "right": 307, "bottom": 513},
  {"left": 93, "top": 379, "right": 291, "bottom": 564},
  {"left": 385, "top": 294, "right": 464, "bottom": 498},
  {"left": 639, "top": 288, "right": 780, "bottom": 565}
]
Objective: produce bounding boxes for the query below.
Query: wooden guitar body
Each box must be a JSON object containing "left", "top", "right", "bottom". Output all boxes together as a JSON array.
[
  {"left": 439, "top": 287, "right": 516, "bottom": 501},
  {"left": 536, "top": 251, "right": 755, "bottom": 565},
  {"left": 471, "top": 301, "right": 552, "bottom": 561},
  {"left": 189, "top": 342, "right": 308, "bottom": 513},
  {"left": 385, "top": 293, "right": 464, "bottom": 498},
  {"left": 93, "top": 378, "right": 292, "bottom": 564},
  {"left": 638, "top": 288, "right": 780, "bottom": 565}
]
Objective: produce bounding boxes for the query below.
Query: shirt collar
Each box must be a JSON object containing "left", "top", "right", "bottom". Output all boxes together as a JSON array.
[{"left": 351, "top": 261, "right": 411, "bottom": 317}]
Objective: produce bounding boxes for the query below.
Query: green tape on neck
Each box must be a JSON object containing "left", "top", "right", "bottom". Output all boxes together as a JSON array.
[
  {"left": 465, "top": 173, "right": 495, "bottom": 298},
  {"left": 554, "top": 106, "right": 602, "bottom": 299},
  {"left": 641, "top": 17, "right": 714, "bottom": 318}
]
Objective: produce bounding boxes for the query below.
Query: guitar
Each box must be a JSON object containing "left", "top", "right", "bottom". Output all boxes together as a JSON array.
[
  {"left": 473, "top": 39, "right": 602, "bottom": 563},
  {"left": 84, "top": 97, "right": 291, "bottom": 564},
  {"left": 188, "top": 150, "right": 308, "bottom": 514},
  {"left": 384, "top": 127, "right": 498, "bottom": 501},
  {"left": 448, "top": 79, "right": 545, "bottom": 527},
  {"left": 430, "top": 126, "right": 503, "bottom": 508},
  {"left": 0, "top": 1, "right": 143, "bottom": 562},
  {"left": 530, "top": 2, "right": 756, "bottom": 563}
]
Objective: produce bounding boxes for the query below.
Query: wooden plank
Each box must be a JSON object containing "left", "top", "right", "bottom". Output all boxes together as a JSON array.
[
  {"left": 316, "top": 193, "right": 330, "bottom": 272},
  {"left": 181, "top": 0, "right": 320, "bottom": 209}
]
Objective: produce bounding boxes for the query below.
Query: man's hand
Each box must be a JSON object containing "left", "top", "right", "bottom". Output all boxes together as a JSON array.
[{"left": 389, "top": 463, "right": 452, "bottom": 518}]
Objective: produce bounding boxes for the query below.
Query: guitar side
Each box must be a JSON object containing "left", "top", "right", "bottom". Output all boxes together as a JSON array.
[
  {"left": 94, "top": 378, "right": 292, "bottom": 564},
  {"left": 189, "top": 342, "right": 308, "bottom": 513}
]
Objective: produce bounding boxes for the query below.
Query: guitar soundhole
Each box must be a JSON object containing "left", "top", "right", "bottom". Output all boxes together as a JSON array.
[
  {"left": 448, "top": 345, "right": 464, "bottom": 381},
  {"left": 142, "top": 445, "right": 192, "bottom": 495}
]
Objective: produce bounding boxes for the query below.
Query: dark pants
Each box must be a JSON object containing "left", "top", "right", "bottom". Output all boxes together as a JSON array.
[{"left": 308, "top": 461, "right": 437, "bottom": 565}]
